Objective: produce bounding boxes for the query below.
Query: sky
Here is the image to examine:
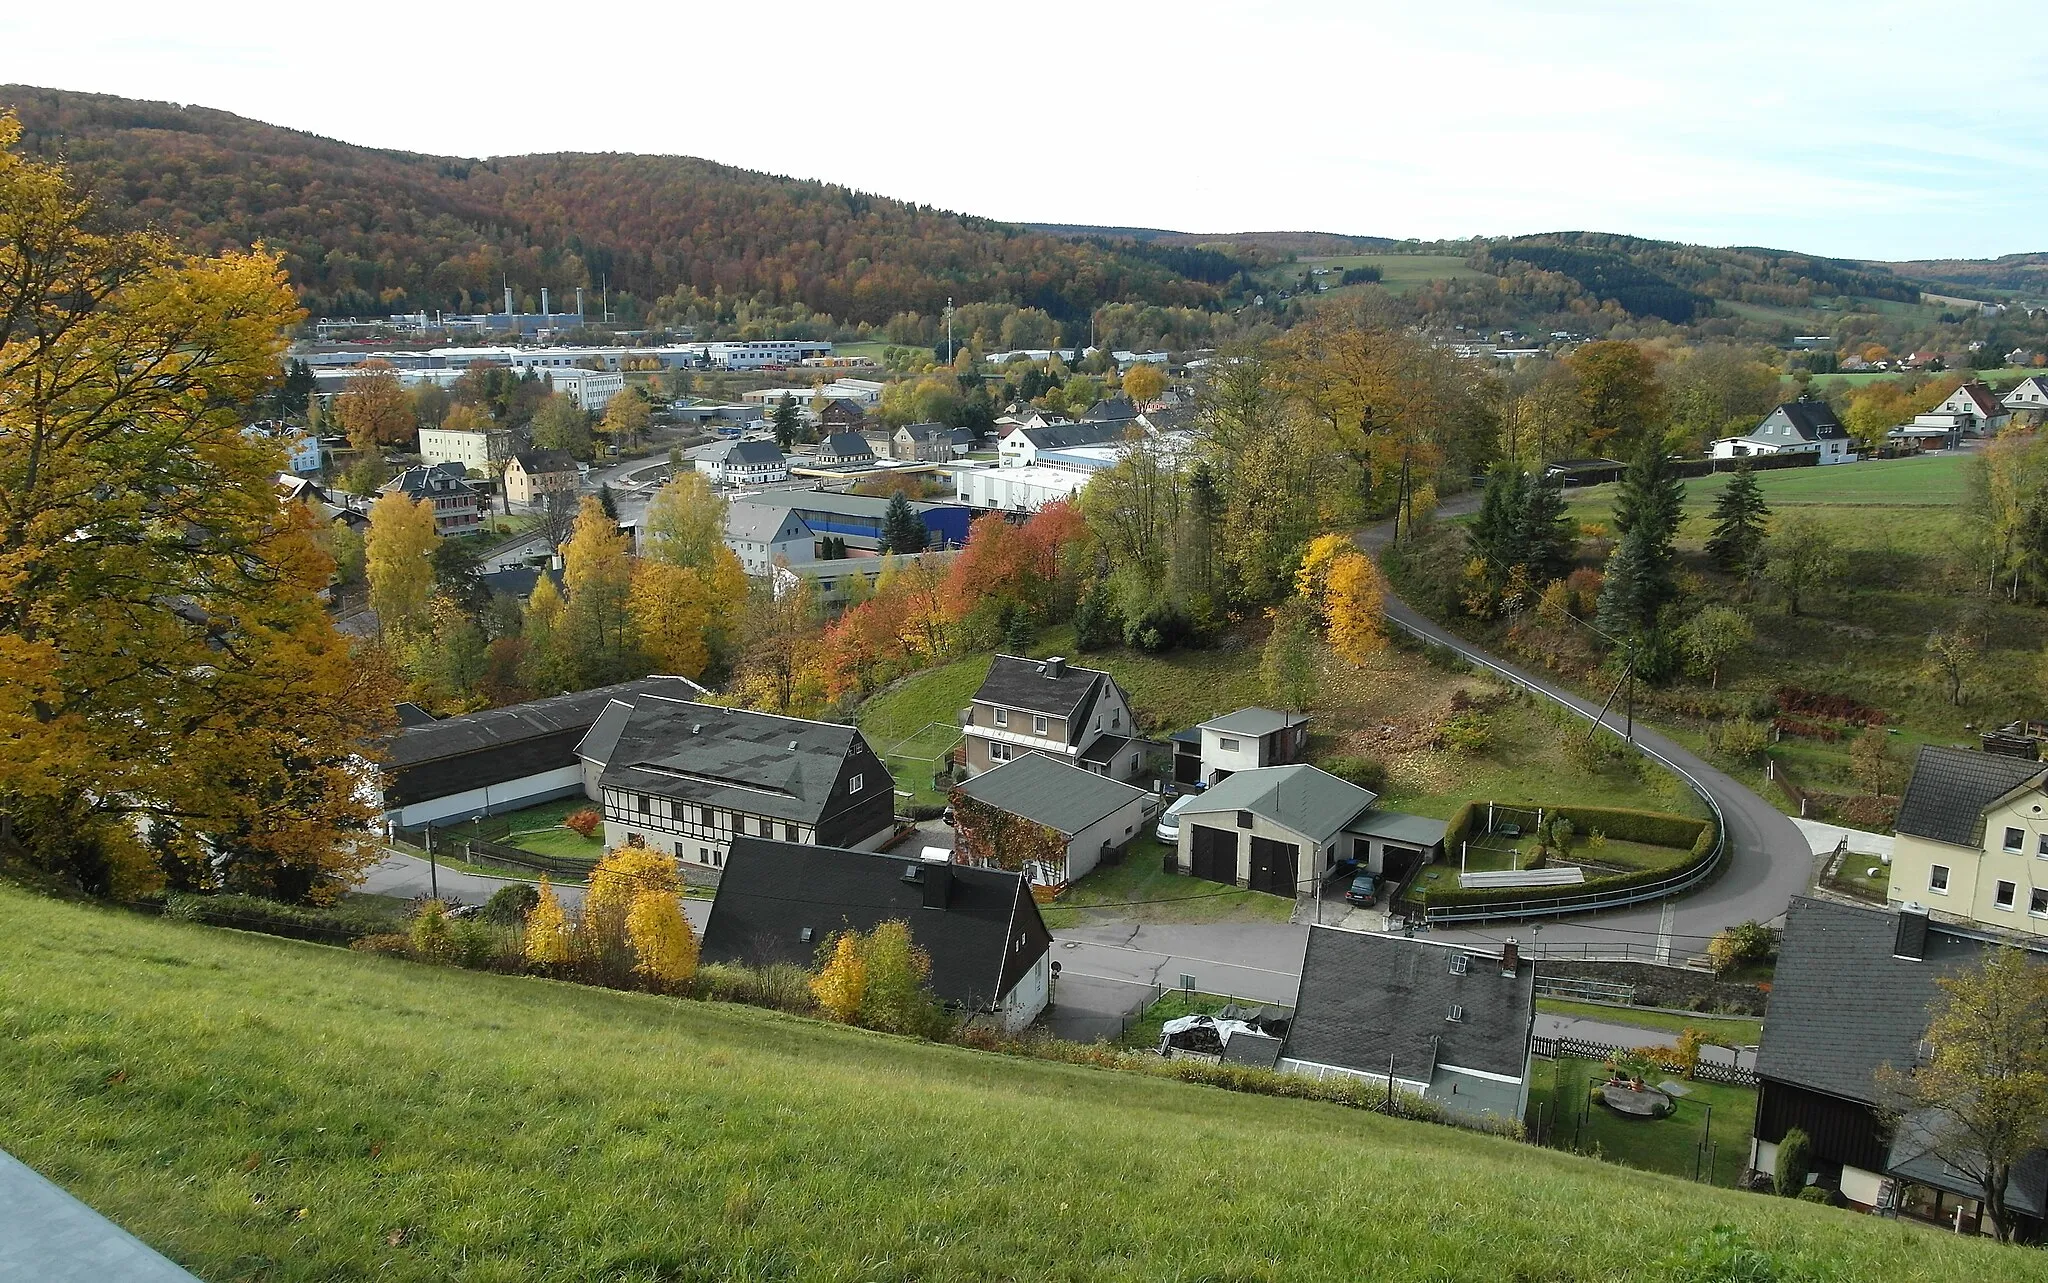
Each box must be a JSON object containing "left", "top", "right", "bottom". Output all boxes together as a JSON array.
[{"left": 2, "top": 0, "right": 2042, "bottom": 261}]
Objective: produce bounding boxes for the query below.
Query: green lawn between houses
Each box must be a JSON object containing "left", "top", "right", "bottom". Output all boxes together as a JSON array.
[
  {"left": 1040, "top": 838, "right": 1294, "bottom": 929},
  {"left": 1526, "top": 1057, "right": 1760, "bottom": 1192},
  {"left": 2, "top": 885, "right": 2026, "bottom": 1282}
]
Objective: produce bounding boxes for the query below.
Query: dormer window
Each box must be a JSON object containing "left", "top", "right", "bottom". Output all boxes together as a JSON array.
[{"left": 1447, "top": 1004, "right": 1465, "bottom": 1023}]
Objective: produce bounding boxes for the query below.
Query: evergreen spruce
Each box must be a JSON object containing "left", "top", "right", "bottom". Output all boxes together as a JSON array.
[
  {"left": 1519, "top": 470, "right": 1577, "bottom": 584},
  {"left": 597, "top": 482, "right": 618, "bottom": 521},
  {"left": 772, "top": 394, "right": 800, "bottom": 451},
  {"left": 1704, "top": 463, "right": 1771, "bottom": 572},
  {"left": 1612, "top": 441, "right": 1686, "bottom": 558},
  {"left": 1596, "top": 524, "right": 1673, "bottom": 639},
  {"left": 1467, "top": 464, "right": 1531, "bottom": 585},
  {"left": 880, "top": 492, "right": 927, "bottom": 554}
]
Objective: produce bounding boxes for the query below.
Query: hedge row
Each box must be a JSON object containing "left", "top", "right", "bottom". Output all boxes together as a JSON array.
[
  {"left": 1425, "top": 805, "right": 1719, "bottom": 912},
  {"left": 160, "top": 892, "right": 401, "bottom": 943}
]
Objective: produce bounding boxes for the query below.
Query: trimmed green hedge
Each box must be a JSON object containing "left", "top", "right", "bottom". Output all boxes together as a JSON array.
[
  {"left": 160, "top": 892, "right": 403, "bottom": 943},
  {"left": 1424, "top": 805, "right": 1719, "bottom": 912}
]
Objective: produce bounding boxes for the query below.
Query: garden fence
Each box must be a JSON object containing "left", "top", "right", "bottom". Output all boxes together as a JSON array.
[
  {"left": 463, "top": 838, "right": 600, "bottom": 879},
  {"left": 1533, "top": 1033, "right": 1757, "bottom": 1088}
]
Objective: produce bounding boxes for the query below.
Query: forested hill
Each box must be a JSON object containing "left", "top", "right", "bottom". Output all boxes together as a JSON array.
[{"left": 0, "top": 86, "right": 1226, "bottom": 326}]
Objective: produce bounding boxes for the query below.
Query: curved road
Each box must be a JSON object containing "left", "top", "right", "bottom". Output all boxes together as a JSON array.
[{"left": 1357, "top": 499, "right": 1813, "bottom": 965}]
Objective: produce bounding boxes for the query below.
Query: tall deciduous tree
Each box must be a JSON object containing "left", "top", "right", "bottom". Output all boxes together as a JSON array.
[
  {"left": 530, "top": 394, "right": 592, "bottom": 458},
  {"left": 0, "top": 113, "right": 393, "bottom": 899},
  {"left": 1680, "top": 605, "right": 1753, "bottom": 689},
  {"left": 1705, "top": 463, "right": 1771, "bottom": 573},
  {"left": 1261, "top": 601, "right": 1320, "bottom": 712},
  {"left": 601, "top": 385, "right": 653, "bottom": 450},
  {"left": 1878, "top": 948, "right": 2048, "bottom": 1242},
  {"left": 1120, "top": 362, "right": 1166, "bottom": 407},
  {"left": 628, "top": 551, "right": 745, "bottom": 680},
  {"left": 1760, "top": 514, "right": 1845, "bottom": 617},
  {"left": 335, "top": 365, "right": 415, "bottom": 452},
  {"left": 1324, "top": 552, "right": 1387, "bottom": 667},
  {"left": 644, "top": 471, "right": 728, "bottom": 570},
  {"left": 366, "top": 492, "right": 440, "bottom": 640},
  {"left": 561, "top": 496, "right": 639, "bottom": 686},
  {"left": 1566, "top": 341, "right": 1663, "bottom": 454}
]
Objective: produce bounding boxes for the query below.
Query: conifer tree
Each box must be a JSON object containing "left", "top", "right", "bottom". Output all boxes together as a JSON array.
[
  {"left": 1519, "top": 471, "right": 1577, "bottom": 584},
  {"left": 881, "top": 492, "right": 927, "bottom": 553},
  {"left": 1596, "top": 524, "right": 1672, "bottom": 639},
  {"left": 1612, "top": 441, "right": 1686, "bottom": 557},
  {"left": 1704, "top": 463, "right": 1771, "bottom": 572},
  {"left": 772, "top": 394, "right": 801, "bottom": 451}
]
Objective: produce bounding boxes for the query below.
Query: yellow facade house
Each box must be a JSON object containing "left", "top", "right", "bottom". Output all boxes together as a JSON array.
[{"left": 1888, "top": 746, "right": 2048, "bottom": 935}]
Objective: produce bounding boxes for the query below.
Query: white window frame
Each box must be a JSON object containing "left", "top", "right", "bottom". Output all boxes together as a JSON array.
[
  {"left": 993, "top": 707, "right": 1009, "bottom": 728},
  {"left": 1033, "top": 714, "right": 1048, "bottom": 735},
  {"left": 1929, "top": 864, "right": 1950, "bottom": 894},
  {"left": 2030, "top": 888, "right": 2048, "bottom": 918},
  {"left": 849, "top": 773, "right": 863, "bottom": 794},
  {"left": 2005, "top": 827, "right": 2026, "bottom": 853},
  {"left": 1996, "top": 879, "right": 2017, "bottom": 911},
  {"left": 990, "top": 742, "right": 1012, "bottom": 763}
]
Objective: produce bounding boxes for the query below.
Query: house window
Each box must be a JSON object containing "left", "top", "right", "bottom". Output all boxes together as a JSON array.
[
  {"left": 2031, "top": 888, "right": 2048, "bottom": 917},
  {"left": 1033, "top": 714, "right": 1048, "bottom": 735},
  {"left": 1997, "top": 880, "right": 2017, "bottom": 910},
  {"left": 993, "top": 707, "right": 1009, "bottom": 727},
  {"left": 989, "top": 742, "right": 1012, "bottom": 763},
  {"left": 785, "top": 824, "right": 799, "bottom": 841},
  {"left": 2005, "top": 827, "right": 2026, "bottom": 853},
  {"left": 638, "top": 795, "right": 650, "bottom": 814},
  {"left": 699, "top": 847, "right": 710, "bottom": 863},
  {"left": 2039, "top": 832, "right": 2048, "bottom": 858},
  {"left": 1447, "top": 1004, "right": 1465, "bottom": 1023},
  {"left": 1219, "top": 737, "right": 1240, "bottom": 753},
  {"left": 849, "top": 774, "right": 863, "bottom": 794},
  {"left": 1111, "top": 709, "right": 1121, "bottom": 728},
  {"left": 1930, "top": 865, "right": 1950, "bottom": 893},
  {"left": 1237, "top": 810, "right": 1254, "bottom": 829}
]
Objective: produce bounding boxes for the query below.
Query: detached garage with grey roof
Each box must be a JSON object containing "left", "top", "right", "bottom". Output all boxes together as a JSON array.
[{"left": 951, "top": 751, "right": 1153, "bottom": 888}]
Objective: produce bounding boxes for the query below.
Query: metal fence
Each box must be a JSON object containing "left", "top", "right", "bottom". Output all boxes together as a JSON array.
[
  {"left": 1534, "top": 976, "right": 1637, "bottom": 1003},
  {"left": 1533, "top": 1033, "right": 1757, "bottom": 1088},
  {"left": 1389, "top": 615, "right": 1730, "bottom": 927}
]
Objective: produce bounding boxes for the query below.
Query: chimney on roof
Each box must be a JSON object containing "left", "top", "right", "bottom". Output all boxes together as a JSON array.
[
  {"left": 1501, "top": 938, "right": 1520, "bottom": 976},
  {"left": 921, "top": 859, "right": 953, "bottom": 910},
  {"left": 1044, "top": 656, "right": 1066, "bottom": 679},
  {"left": 1894, "top": 903, "right": 1930, "bottom": 961}
]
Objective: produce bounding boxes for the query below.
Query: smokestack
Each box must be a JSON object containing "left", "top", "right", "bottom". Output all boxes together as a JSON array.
[
  {"left": 541, "top": 287, "right": 550, "bottom": 319},
  {"left": 1500, "top": 938, "right": 1520, "bottom": 976},
  {"left": 504, "top": 285, "right": 514, "bottom": 319},
  {"left": 576, "top": 286, "right": 586, "bottom": 319},
  {"left": 1894, "top": 904, "right": 1929, "bottom": 961}
]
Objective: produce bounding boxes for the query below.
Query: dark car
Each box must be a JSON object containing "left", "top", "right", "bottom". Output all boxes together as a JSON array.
[{"left": 1345, "top": 872, "right": 1379, "bottom": 907}]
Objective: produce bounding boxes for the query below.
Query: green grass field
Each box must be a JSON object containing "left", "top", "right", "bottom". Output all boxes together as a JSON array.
[
  {"left": 1041, "top": 838, "right": 1294, "bottom": 929},
  {"left": 1266, "top": 253, "right": 1489, "bottom": 297},
  {"left": 1527, "top": 1058, "right": 1759, "bottom": 1190},
  {"left": 4, "top": 885, "right": 2029, "bottom": 1281}
]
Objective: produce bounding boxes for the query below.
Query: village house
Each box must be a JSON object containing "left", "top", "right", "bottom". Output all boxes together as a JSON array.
[
  {"left": 1710, "top": 400, "right": 1856, "bottom": 465},
  {"left": 576, "top": 696, "right": 896, "bottom": 869},
  {"left": 380, "top": 461, "right": 483, "bottom": 534},
  {"left": 1885, "top": 745, "right": 2048, "bottom": 935},
  {"left": 950, "top": 751, "right": 1153, "bottom": 888},
  {"left": 724, "top": 502, "right": 815, "bottom": 575},
  {"left": 1170, "top": 707, "right": 1311, "bottom": 788},
  {"left": 702, "top": 438, "right": 789, "bottom": 486},
  {"left": 2001, "top": 375, "right": 2048, "bottom": 421},
  {"left": 960, "top": 655, "right": 1144, "bottom": 781},
  {"left": 502, "top": 448, "right": 579, "bottom": 510},
  {"left": 815, "top": 432, "right": 877, "bottom": 466}
]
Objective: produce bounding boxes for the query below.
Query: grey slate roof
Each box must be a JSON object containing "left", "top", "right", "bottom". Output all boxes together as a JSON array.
[
  {"left": 719, "top": 439, "right": 786, "bottom": 466},
  {"left": 1342, "top": 810, "right": 1450, "bottom": 849},
  {"left": 819, "top": 432, "right": 875, "bottom": 459},
  {"left": 1747, "top": 400, "right": 1847, "bottom": 443},
  {"left": 1895, "top": 745, "right": 2046, "bottom": 848},
  {"left": 1201, "top": 707, "right": 1301, "bottom": 738},
  {"left": 1887, "top": 1109, "right": 2048, "bottom": 1217},
  {"left": 1082, "top": 396, "right": 1138, "bottom": 422},
  {"left": 953, "top": 751, "right": 1148, "bottom": 836},
  {"left": 701, "top": 836, "right": 1051, "bottom": 1011},
  {"left": 1179, "top": 765, "right": 1378, "bottom": 846},
  {"left": 580, "top": 696, "right": 887, "bottom": 828},
  {"left": 0, "top": 1148, "right": 202, "bottom": 1282},
  {"left": 973, "top": 654, "right": 1111, "bottom": 728},
  {"left": 1755, "top": 896, "right": 2048, "bottom": 1104},
  {"left": 1282, "top": 927, "right": 1534, "bottom": 1082},
  {"left": 1017, "top": 420, "right": 1129, "bottom": 452},
  {"left": 727, "top": 502, "right": 813, "bottom": 545},
  {"left": 510, "top": 448, "right": 575, "bottom": 475}
]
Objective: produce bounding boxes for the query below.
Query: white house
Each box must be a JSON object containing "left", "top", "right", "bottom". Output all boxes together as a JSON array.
[
  {"left": 725, "top": 502, "right": 815, "bottom": 574},
  {"left": 541, "top": 368, "right": 624, "bottom": 412},
  {"left": 702, "top": 439, "right": 789, "bottom": 486},
  {"left": 1927, "top": 382, "right": 2010, "bottom": 436},
  {"left": 997, "top": 419, "right": 1132, "bottom": 468},
  {"left": 418, "top": 425, "right": 515, "bottom": 473},
  {"left": 951, "top": 751, "right": 1153, "bottom": 889},
  {"left": 2001, "top": 374, "right": 2048, "bottom": 418},
  {"left": 1711, "top": 400, "right": 1856, "bottom": 464},
  {"left": 1175, "top": 707, "right": 1311, "bottom": 787}
]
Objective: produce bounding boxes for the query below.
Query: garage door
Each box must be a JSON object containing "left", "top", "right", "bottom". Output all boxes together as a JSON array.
[
  {"left": 1248, "top": 836, "right": 1299, "bottom": 897},
  {"left": 1189, "top": 824, "right": 1238, "bottom": 885}
]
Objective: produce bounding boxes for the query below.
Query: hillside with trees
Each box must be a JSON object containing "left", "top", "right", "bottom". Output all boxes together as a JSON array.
[{"left": 0, "top": 86, "right": 1234, "bottom": 330}]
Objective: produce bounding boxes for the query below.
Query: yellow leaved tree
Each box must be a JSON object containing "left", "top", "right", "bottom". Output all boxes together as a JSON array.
[
  {"left": 626, "top": 890, "right": 700, "bottom": 991},
  {"left": 1324, "top": 551, "right": 1388, "bottom": 667},
  {"left": 366, "top": 492, "right": 439, "bottom": 641},
  {"left": 810, "top": 932, "right": 869, "bottom": 1022},
  {"left": 524, "top": 877, "right": 574, "bottom": 967},
  {"left": 0, "top": 111, "right": 395, "bottom": 900}
]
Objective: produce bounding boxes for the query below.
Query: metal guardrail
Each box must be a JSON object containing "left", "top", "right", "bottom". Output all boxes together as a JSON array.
[{"left": 1387, "top": 616, "right": 1731, "bottom": 926}]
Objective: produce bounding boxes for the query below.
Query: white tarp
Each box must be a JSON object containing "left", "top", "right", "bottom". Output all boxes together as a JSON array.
[{"left": 1458, "top": 866, "right": 1586, "bottom": 889}]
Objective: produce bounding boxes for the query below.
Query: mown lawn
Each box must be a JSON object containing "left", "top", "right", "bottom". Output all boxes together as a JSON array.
[
  {"left": 3, "top": 885, "right": 2026, "bottom": 1282},
  {"left": 1527, "top": 1057, "right": 1760, "bottom": 1191},
  {"left": 1536, "top": 999, "right": 1764, "bottom": 1048},
  {"left": 1041, "top": 838, "right": 1294, "bottom": 929}
]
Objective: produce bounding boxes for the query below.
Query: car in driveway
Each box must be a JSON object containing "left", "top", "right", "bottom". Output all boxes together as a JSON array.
[
  {"left": 1344, "top": 872, "right": 1379, "bottom": 907},
  {"left": 1155, "top": 793, "right": 1197, "bottom": 844}
]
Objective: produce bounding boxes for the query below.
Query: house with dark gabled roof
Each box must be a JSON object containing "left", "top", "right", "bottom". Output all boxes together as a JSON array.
[
  {"left": 815, "top": 432, "right": 877, "bottom": 465},
  {"left": 724, "top": 502, "right": 815, "bottom": 574},
  {"left": 504, "top": 448, "right": 579, "bottom": 509},
  {"left": 703, "top": 438, "right": 788, "bottom": 486},
  {"left": 379, "top": 675, "right": 704, "bottom": 828},
  {"left": 1080, "top": 395, "right": 1139, "bottom": 424},
  {"left": 1710, "top": 400, "right": 1856, "bottom": 465},
  {"left": 1930, "top": 382, "right": 2011, "bottom": 435},
  {"left": 576, "top": 696, "right": 896, "bottom": 870},
  {"left": 951, "top": 751, "right": 1153, "bottom": 888},
  {"left": 1278, "top": 926, "right": 1535, "bottom": 1125},
  {"left": 1886, "top": 745, "right": 2048, "bottom": 934},
  {"left": 381, "top": 461, "right": 484, "bottom": 534},
  {"left": 1752, "top": 895, "right": 2048, "bottom": 1235},
  {"left": 961, "top": 655, "right": 1143, "bottom": 781},
  {"left": 2002, "top": 374, "right": 2048, "bottom": 420},
  {"left": 701, "top": 837, "right": 1054, "bottom": 1032},
  {"left": 998, "top": 419, "right": 1133, "bottom": 468}
]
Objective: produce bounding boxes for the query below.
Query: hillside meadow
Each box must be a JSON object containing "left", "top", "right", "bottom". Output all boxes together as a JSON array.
[{"left": 2, "top": 885, "right": 2037, "bottom": 1282}]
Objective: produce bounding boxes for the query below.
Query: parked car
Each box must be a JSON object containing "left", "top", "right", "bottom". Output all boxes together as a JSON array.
[
  {"left": 1155, "top": 793, "right": 1197, "bottom": 844},
  {"left": 1345, "top": 872, "right": 1379, "bottom": 907},
  {"left": 941, "top": 806, "right": 956, "bottom": 827}
]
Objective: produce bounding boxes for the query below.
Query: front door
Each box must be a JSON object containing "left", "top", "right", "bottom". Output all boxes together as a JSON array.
[
  {"left": 1189, "top": 824, "right": 1238, "bottom": 885},
  {"left": 1248, "top": 836, "right": 1299, "bottom": 897}
]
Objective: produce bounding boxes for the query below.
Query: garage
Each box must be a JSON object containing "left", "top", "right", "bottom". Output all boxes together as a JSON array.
[
  {"left": 1248, "top": 835, "right": 1299, "bottom": 896},
  {"left": 1189, "top": 824, "right": 1238, "bottom": 885}
]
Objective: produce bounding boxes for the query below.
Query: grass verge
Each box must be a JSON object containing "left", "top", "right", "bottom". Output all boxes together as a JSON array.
[
  {"left": 1041, "top": 838, "right": 1295, "bottom": 929},
  {"left": 1526, "top": 1057, "right": 1758, "bottom": 1191}
]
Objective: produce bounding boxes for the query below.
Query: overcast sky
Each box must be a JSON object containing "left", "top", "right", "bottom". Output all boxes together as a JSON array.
[{"left": 3, "top": 1, "right": 2041, "bottom": 261}]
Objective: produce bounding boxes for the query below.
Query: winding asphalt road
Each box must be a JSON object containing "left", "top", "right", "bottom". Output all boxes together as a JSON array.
[{"left": 1357, "top": 497, "right": 1814, "bottom": 965}]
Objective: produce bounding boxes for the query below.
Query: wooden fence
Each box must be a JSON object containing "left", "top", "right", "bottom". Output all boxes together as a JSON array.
[{"left": 1533, "top": 1033, "right": 1758, "bottom": 1088}]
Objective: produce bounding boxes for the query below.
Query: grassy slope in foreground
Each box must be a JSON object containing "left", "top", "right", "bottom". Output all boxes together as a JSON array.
[{"left": 2, "top": 890, "right": 2032, "bottom": 1282}]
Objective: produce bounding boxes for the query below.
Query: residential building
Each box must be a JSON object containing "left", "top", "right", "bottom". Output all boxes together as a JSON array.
[
  {"left": 954, "top": 464, "right": 1090, "bottom": 512},
  {"left": 999, "top": 419, "right": 1133, "bottom": 468},
  {"left": 1929, "top": 382, "right": 2011, "bottom": 435},
  {"left": 951, "top": 751, "right": 1153, "bottom": 888},
  {"left": 818, "top": 397, "right": 871, "bottom": 431},
  {"left": 378, "top": 675, "right": 703, "bottom": 828},
  {"left": 381, "top": 461, "right": 483, "bottom": 535},
  {"left": 418, "top": 425, "right": 516, "bottom": 473},
  {"left": 701, "top": 837, "right": 1053, "bottom": 1032},
  {"left": 768, "top": 549, "right": 959, "bottom": 607},
  {"left": 1710, "top": 400, "right": 1856, "bottom": 464},
  {"left": 993, "top": 402, "right": 1073, "bottom": 434},
  {"left": 539, "top": 368, "right": 624, "bottom": 412},
  {"left": 576, "top": 697, "right": 896, "bottom": 869},
  {"left": 1079, "top": 395, "right": 1140, "bottom": 424},
  {"left": 503, "top": 449, "right": 579, "bottom": 510},
  {"left": 1277, "top": 927, "right": 1535, "bottom": 1126},
  {"left": 1173, "top": 764, "right": 1445, "bottom": 896},
  {"left": 702, "top": 439, "right": 789, "bottom": 486},
  {"left": 247, "top": 420, "right": 324, "bottom": 474},
  {"left": 1886, "top": 745, "right": 2048, "bottom": 934},
  {"left": 815, "top": 432, "right": 878, "bottom": 466},
  {"left": 961, "top": 655, "right": 1143, "bottom": 781},
  {"left": 893, "top": 423, "right": 975, "bottom": 461},
  {"left": 2001, "top": 374, "right": 2048, "bottom": 419},
  {"left": 726, "top": 503, "right": 816, "bottom": 574},
  {"left": 1170, "top": 707, "right": 1311, "bottom": 787},
  {"left": 1753, "top": 896, "right": 2048, "bottom": 1235}
]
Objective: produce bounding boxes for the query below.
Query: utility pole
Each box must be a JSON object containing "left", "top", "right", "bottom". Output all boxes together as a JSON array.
[{"left": 944, "top": 297, "right": 954, "bottom": 365}]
